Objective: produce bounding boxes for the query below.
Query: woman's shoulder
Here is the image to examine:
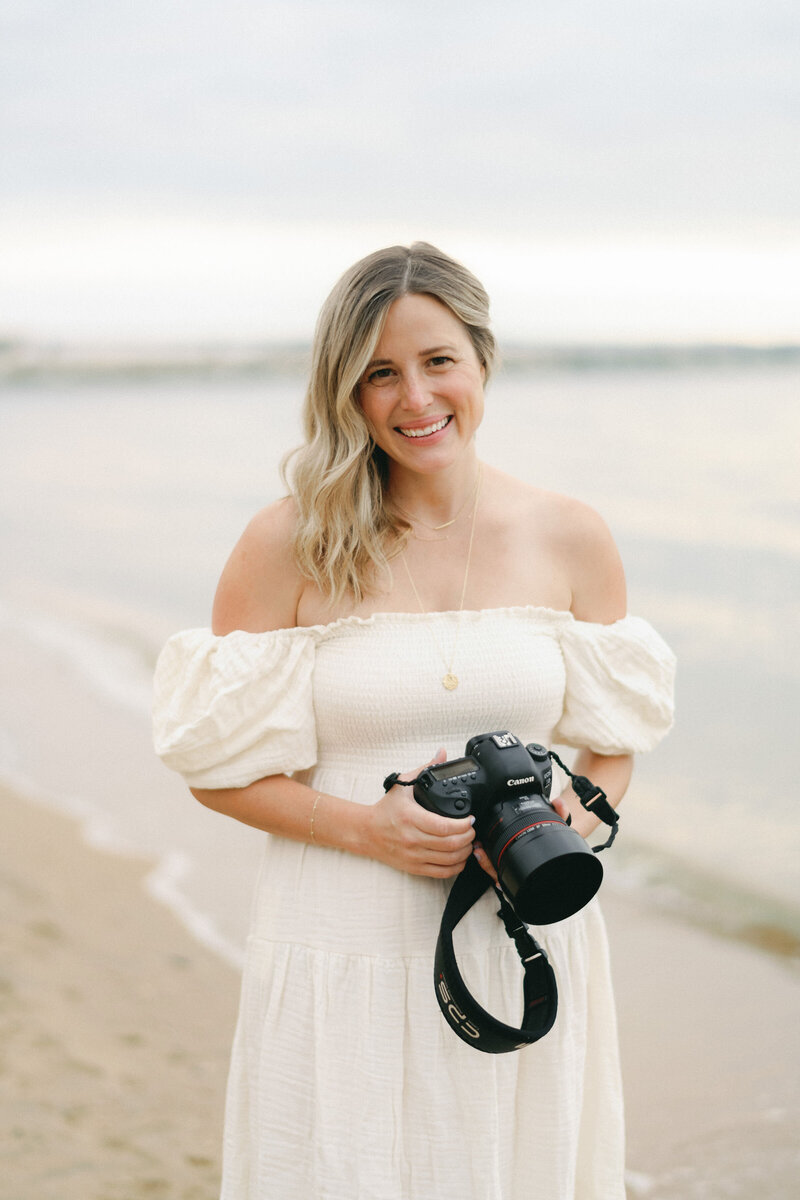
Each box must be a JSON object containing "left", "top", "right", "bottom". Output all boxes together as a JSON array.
[
  {"left": 485, "top": 467, "right": 601, "bottom": 528},
  {"left": 212, "top": 497, "right": 306, "bottom": 635},
  {"left": 484, "top": 468, "right": 626, "bottom": 623}
]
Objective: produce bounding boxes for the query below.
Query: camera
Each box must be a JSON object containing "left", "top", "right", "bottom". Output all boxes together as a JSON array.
[{"left": 414, "top": 731, "right": 604, "bottom": 925}]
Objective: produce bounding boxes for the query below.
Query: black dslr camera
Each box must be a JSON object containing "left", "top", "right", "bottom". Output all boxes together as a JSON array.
[{"left": 414, "top": 731, "right": 609, "bottom": 925}]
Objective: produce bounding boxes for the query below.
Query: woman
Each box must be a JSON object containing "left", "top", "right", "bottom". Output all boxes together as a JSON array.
[{"left": 153, "top": 242, "right": 675, "bottom": 1199}]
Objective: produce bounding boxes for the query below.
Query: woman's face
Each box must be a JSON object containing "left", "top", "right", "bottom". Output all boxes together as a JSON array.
[{"left": 358, "top": 293, "right": 485, "bottom": 478}]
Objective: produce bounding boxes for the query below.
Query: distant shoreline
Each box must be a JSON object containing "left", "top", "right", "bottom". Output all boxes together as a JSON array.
[{"left": 2, "top": 339, "right": 799, "bottom": 383}]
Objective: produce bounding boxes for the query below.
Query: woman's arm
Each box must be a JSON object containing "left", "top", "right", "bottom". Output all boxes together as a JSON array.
[
  {"left": 211, "top": 498, "right": 306, "bottom": 635},
  {"left": 561, "top": 496, "right": 627, "bottom": 626},
  {"left": 190, "top": 502, "right": 475, "bottom": 878},
  {"left": 558, "top": 495, "right": 633, "bottom": 831},
  {"left": 191, "top": 761, "right": 476, "bottom": 879},
  {"left": 553, "top": 749, "right": 633, "bottom": 840}
]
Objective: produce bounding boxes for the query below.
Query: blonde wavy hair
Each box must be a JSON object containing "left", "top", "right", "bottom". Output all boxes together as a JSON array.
[{"left": 282, "top": 242, "right": 496, "bottom": 606}]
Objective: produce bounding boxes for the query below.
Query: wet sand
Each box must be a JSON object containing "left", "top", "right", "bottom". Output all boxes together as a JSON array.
[{"left": 2, "top": 784, "right": 798, "bottom": 1199}]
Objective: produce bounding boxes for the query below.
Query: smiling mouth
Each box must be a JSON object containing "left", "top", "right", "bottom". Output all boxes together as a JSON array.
[{"left": 396, "top": 415, "right": 452, "bottom": 439}]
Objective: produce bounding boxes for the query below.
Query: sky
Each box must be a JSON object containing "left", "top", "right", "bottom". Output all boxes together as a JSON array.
[{"left": 1, "top": 0, "right": 799, "bottom": 344}]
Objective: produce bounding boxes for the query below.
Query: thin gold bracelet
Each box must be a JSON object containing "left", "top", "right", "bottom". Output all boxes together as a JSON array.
[{"left": 309, "top": 793, "right": 323, "bottom": 844}]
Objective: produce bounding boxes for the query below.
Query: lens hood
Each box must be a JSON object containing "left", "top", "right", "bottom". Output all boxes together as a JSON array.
[{"left": 499, "top": 822, "right": 603, "bottom": 925}]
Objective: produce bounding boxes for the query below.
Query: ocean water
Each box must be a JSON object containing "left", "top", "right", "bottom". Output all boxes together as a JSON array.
[{"left": 1, "top": 359, "right": 799, "bottom": 965}]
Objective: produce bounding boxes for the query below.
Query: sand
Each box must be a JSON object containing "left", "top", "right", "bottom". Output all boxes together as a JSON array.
[
  {"left": 2, "top": 783, "right": 798, "bottom": 1200},
  {"left": 607, "top": 891, "right": 800, "bottom": 1196},
  {"left": 0, "top": 786, "right": 238, "bottom": 1200}
]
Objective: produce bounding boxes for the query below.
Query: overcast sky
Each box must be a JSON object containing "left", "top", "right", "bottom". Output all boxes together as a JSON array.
[{"left": 2, "top": 1, "right": 798, "bottom": 343}]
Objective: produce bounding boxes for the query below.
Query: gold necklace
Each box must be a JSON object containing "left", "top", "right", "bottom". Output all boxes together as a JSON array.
[
  {"left": 395, "top": 469, "right": 481, "bottom": 533},
  {"left": 401, "top": 466, "right": 483, "bottom": 690}
]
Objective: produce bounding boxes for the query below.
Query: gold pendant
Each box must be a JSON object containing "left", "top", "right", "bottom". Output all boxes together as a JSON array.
[{"left": 442, "top": 672, "right": 459, "bottom": 691}]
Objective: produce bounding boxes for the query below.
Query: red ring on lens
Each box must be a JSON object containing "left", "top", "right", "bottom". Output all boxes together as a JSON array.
[{"left": 495, "top": 819, "right": 562, "bottom": 874}]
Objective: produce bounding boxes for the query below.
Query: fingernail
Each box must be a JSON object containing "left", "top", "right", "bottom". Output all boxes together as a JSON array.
[{"left": 469, "top": 816, "right": 476, "bottom": 825}]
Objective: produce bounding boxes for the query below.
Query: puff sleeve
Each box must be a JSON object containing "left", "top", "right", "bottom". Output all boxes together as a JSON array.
[
  {"left": 553, "top": 615, "right": 676, "bottom": 755},
  {"left": 152, "top": 627, "right": 318, "bottom": 788}
]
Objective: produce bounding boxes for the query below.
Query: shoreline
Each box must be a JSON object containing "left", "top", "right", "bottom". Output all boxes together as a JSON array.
[
  {"left": 2, "top": 785, "right": 799, "bottom": 1199},
  {"left": 0, "top": 784, "right": 239, "bottom": 1200}
]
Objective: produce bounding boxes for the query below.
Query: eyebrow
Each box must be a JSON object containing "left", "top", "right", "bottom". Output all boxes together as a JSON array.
[{"left": 364, "top": 345, "right": 458, "bottom": 371}]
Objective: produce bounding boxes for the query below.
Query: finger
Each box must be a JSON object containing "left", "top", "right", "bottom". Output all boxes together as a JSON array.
[
  {"left": 409, "top": 861, "right": 470, "bottom": 879},
  {"left": 551, "top": 795, "right": 571, "bottom": 822},
  {"left": 396, "top": 818, "right": 475, "bottom": 856},
  {"left": 397, "top": 747, "right": 447, "bottom": 785},
  {"left": 401, "top": 825, "right": 475, "bottom": 860},
  {"left": 412, "top": 810, "right": 476, "bottom": 842},
  {"left": 419, "top": 845, "right": 474, "bottom": 868},
  {"left": 412, "top": 839, "right": 476, "bottom": 867},
  {"left": 473, "top": 844, "right": 498, "bottom": 883}
]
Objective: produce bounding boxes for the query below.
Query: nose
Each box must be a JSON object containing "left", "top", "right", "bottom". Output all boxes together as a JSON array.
[{"left": 399, "top": 367, "right": 429, "bottom": 412}]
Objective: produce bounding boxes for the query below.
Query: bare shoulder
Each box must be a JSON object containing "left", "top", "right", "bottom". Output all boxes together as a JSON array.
[
  {"left": 543, "top": 489, "right": 626, "bottom": 624},
  {"left": 211, "top": 497, "right": 305, "bottom": 635},
  {"left": 486, "top": 468, "right": 626, "bottom": 624}
]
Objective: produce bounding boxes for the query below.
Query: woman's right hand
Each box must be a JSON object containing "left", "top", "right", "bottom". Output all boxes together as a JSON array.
[{"left": 366, "top": 749, "right": 476, "bottom": 878}]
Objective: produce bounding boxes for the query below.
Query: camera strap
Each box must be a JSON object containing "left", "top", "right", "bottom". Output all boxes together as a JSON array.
[
  {"left": 433, "top": 855, "right": 558, "bottom": 1053},
  {"left": 382, "top": 750, "right": 614, "bottom": 1053},
  {"left": 546, "top": 751, "right": 619, "bottom": 852}
]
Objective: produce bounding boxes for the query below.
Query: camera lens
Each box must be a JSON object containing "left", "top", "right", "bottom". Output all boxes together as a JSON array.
[{"left": 485, "top": 808, "right": 603, "bottom": 925}]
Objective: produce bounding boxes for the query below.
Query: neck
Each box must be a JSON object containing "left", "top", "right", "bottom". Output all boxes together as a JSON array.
[{"left": 387, "top": 456, "right": 482, "bottom": 528}]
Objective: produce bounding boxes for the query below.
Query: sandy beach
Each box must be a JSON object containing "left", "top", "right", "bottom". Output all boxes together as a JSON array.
[
  {"left": 2, "top": 781, "right": 798, "bottom": 1200},
  {"left": 1, "top": 785, "right": 239, "bottom": 1200},
  {"left": 610, "top": 888, "right": 800, "bottom": 1196}
]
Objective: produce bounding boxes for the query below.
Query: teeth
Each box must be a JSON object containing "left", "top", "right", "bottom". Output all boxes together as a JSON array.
[{"left": 398, "top": 416, "right": 449, "bottom": 438}]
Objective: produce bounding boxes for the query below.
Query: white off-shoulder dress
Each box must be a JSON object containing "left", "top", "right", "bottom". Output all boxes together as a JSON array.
[{"left": 153, "top": 608, "right": 675, "bottom": 1200}]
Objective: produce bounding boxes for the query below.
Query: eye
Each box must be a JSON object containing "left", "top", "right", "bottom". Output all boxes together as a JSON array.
[
  {"left": 428, "top": 355, "right": 453, "bottom": 368},
  {"left": 366, "top": 366, "right": 395, "bottom": 385}
]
